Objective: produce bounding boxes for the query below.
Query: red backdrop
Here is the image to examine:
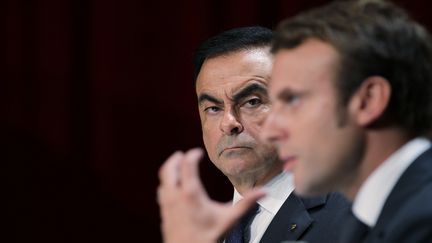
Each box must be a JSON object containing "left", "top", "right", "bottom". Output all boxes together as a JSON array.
[{"left": 3, "top": 0, "right": 431, "bottom": 242}]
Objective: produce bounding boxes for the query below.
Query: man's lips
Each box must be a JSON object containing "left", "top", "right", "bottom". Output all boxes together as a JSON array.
[{"left": 219, "top": 146, "right": 251, "bottom": 156}]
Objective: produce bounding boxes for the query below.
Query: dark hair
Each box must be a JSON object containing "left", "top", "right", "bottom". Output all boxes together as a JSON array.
[
  {"left": 193, "top": 26, "right": 274, "bottom": 79},
  {"left": 273, "top": 0, "right": 432, "bottom": 136}
]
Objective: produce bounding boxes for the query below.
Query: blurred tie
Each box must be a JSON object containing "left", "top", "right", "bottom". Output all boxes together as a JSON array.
[
  {"left": 225, "top": 203, "right": 260, "bottom": 243},
  {"left": 339, "top": 212, "right": 370, "bottom": 243}
]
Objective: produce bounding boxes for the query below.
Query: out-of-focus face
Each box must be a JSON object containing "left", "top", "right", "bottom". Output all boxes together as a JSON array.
[
  {"left": 196, "top": 49, "right": 281, "bottom": 183},
  {"left": 262, "top": 39, "right": 364, "bottom": 196}
]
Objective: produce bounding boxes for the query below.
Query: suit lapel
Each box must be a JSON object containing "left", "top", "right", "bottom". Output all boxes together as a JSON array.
[
  {"left": 368, "top": 147, "right": 432, "bottom": 241},
  {"left": 259, "top": 192, "right": 327, "bottom": 243}
]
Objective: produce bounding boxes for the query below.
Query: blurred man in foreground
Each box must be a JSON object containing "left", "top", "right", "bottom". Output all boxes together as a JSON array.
[{"left": 158, "top": 0, "right": 432, "bottom": 242}]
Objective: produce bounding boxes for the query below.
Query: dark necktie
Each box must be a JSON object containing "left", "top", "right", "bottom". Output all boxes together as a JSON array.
[
  {"left": 339, "top": 212, "right": 371, "bottom": 243},
  {"left": 225, "top": 203, "right": 260, "bottom": 243}
]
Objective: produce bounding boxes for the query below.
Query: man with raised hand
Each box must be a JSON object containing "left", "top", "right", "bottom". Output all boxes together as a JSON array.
[{"left": 158, "top": 26, "right": 348, "bottom": 243}]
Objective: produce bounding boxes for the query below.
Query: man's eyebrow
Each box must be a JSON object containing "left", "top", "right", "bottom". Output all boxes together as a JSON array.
[
  {"left": 198, "top": 93, "right": 223, "bottom": 105},
  {"left": 232, "top": 83, "right": 267, "bottom": 102}
]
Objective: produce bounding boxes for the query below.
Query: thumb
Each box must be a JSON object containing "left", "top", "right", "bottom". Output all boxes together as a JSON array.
[{"left": 222, "top": 188, "right": 266, "bottom": 232}]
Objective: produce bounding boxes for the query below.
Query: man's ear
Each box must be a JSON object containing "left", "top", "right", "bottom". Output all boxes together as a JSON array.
[{"left": 348, "top": 76, "right": 391, "bottom": 126}]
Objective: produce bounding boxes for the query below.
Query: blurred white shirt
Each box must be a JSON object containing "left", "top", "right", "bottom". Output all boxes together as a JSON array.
[
  {"left": 353, "top": 137, "right": 431, "bottom": 227},
  {"left": 233, "top": 171, "right": 294, "bottom": 243}
]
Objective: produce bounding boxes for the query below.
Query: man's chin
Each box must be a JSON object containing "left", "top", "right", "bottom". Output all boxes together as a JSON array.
[
  {"left": 223, "top": 164, "right": 251, "bottom": 176},
  {"left": 282, "top": 156, "right": 297, "bottom": 172}
]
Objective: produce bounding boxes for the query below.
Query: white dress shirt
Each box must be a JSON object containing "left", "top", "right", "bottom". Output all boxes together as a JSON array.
[
  {"left": 353, "top": 137, "right": 431, "bottom": 227},
  {"left": 232, "top": 171, "right": 294, "bottom": 243}
]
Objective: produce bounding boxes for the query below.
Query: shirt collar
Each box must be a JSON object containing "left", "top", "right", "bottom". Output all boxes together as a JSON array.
[
  {"left": 233, "top": 171, "right": 294, "bottom": 215},
  {"left": 353, "top": 137, "right": 431, "bottom": 227}
]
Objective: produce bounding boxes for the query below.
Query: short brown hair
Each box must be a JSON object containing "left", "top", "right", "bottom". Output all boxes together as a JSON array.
[{"left": 273, "top": 0, "right": 432, "bottom": 136}]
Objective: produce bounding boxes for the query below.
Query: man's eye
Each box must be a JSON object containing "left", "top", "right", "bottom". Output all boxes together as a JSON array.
[
  {"left": 204, "top": 106, "right": 220, "bottom": 114},
  {"left": 244, "top": 98, "right": 262, "bottom": 108},
  {"left": 283, "top": 94, "right": 300, "bottom": 106}
]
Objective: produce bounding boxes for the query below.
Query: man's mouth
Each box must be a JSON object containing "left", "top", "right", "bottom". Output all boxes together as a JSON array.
[{"left": 219, "top": 146, "right": 251, "bottom": 156}]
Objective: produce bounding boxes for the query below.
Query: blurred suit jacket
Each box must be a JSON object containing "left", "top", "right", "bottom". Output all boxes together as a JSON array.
[
  {"left": 360, "top": 147, "right": 432, "bottom": 243},
  {"left": 259, "top": 192, "right": 350, "bottom": 243}
]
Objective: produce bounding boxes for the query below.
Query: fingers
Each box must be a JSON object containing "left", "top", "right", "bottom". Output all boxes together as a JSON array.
[
  {"left": 159, "top": 151, "right": 184, "bottom": 187},
  {"left": 237, "top": 188, "right": 266, "bottom": 211},
  {"left": 224, "top": 189, "right": 267, "bottom": 229},
  {"left": 180, "top": 148, "right": 204, "bottom": 194},
  {"left": 158, "top": 148, "right": 206, "bottom": 205}
]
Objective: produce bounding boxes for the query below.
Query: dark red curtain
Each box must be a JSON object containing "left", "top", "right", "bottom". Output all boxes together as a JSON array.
[{"left": 3, "top": 0, "right": 430, "bottom": 242}]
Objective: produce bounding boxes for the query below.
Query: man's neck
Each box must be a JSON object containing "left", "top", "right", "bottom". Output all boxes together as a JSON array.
[
  {"left": 231, "top": 168, "right": 283, "bottom": 195},
  {"left": 342, "top": 127, "right": 411, "bottom": 200}
]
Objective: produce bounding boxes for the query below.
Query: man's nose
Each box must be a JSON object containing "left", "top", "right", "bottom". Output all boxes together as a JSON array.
[{"left": 220, "top": 108, "right": 243, "bottom": 135}]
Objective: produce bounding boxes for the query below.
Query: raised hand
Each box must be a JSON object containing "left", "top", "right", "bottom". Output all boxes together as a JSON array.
[{"left": 157, "top": 148, "right": 265, "bottom": 243}]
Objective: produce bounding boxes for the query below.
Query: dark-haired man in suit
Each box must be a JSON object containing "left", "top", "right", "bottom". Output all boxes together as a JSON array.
[{"left": 158, "top": 26, "right": 349, "bottom": 243}]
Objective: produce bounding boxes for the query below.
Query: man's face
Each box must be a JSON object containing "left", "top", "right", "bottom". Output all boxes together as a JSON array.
[
  {"left": 262, "top": 39, "right": 364, "bottom": 196},
  {"left": 196, "top": 49, "right": 281, "bottom": 182}
]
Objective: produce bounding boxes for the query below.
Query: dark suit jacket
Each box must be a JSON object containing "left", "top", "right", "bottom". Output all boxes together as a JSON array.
[
  {"left": 259, "top": 192, "right": 350, "bottom": 243},
  {"left": 362, "top": 147, "right": 432, "bottom": 243}
]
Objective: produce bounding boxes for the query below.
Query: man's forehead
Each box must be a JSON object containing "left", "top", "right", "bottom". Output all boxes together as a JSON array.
[
  {"left": 197, "top": 49, "right": 272, "bottom": 81},
  {"left": 271, "top": 40, "right": 340, "bottom": 79},
  {"left": 197, "top": 78, "right": 269, "bottom": 99},
  {"left": 268, "top": 40, "right": 341, "bottom": 99},
  {"left": 196, "top": 53, "right": 272, "bottom": 97}
]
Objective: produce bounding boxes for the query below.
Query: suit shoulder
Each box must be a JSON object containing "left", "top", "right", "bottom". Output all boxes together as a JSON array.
[
  {"left": 398, "top": 181, "right": 432, "bottom": 219},
  {"left": 382, "top": 182, "right": 432, "bottom": 242}
]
